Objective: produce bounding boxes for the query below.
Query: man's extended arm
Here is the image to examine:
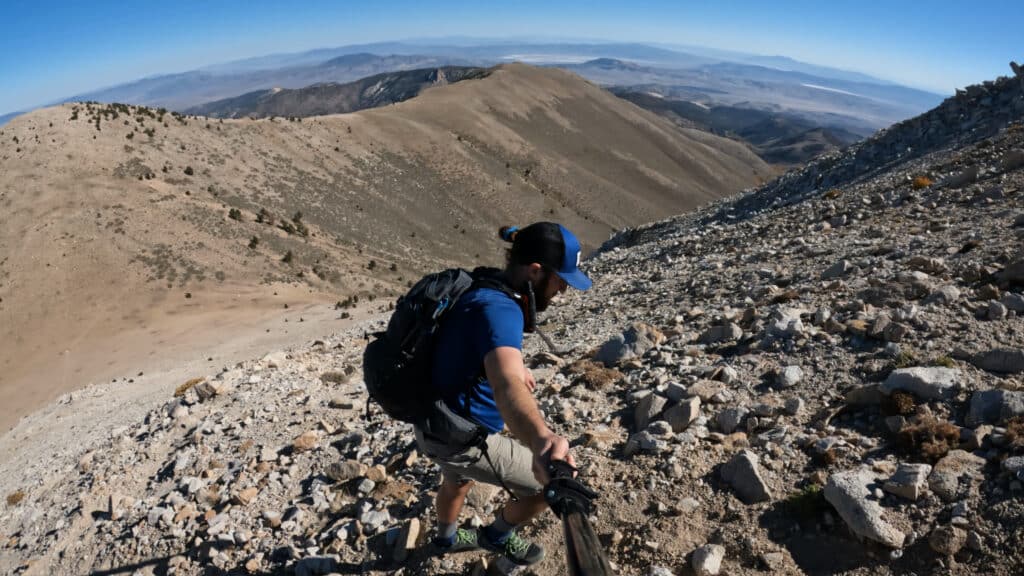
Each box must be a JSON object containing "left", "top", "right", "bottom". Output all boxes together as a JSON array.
[{"left": 484, "top": 346, "right": 574, "bottom": 484}]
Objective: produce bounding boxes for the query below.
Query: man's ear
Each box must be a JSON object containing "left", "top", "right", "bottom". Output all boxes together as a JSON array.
[{"left": 526, "top": 263, "right": 544, "bottom": 283}]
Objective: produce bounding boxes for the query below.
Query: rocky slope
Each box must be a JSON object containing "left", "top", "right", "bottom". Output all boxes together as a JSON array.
[
  {"left": 0, "top": 62, "right": 770, "bottom": 431},
  {"left": 2, "top": 66, "right": 1023, "bottom": 576}
]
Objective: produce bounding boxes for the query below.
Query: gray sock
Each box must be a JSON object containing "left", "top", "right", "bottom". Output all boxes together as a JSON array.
[
  {"left": 436, "top": 522, "right": 458, "bottom": 543},
  {"left": 485, "top": 510, "right": 516, "bottom": 542}
]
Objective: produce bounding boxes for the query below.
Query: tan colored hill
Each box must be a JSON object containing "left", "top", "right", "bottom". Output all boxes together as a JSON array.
[{"left": 0, "top": 63, "right": 770, "bottom": 431}]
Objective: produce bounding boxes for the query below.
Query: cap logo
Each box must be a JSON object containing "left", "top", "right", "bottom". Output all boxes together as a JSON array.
[{"left": 575, "top": 251, "right": 581, "bottom": 267}]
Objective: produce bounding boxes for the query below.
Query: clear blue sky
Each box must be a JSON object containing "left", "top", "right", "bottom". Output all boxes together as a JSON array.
[{"left": 2, "top": 0, "right": 1021, "bottom": 115}]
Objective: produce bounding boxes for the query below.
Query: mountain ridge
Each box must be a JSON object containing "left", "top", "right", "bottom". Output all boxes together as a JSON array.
[{"left": 185, "top": 66, "right": 491, "bottom": 119}]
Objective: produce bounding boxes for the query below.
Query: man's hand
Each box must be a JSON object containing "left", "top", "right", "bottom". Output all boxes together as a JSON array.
[
  {"left": 531, "top": 432, "right": 576, "bottom": 485},
  {"left": 523, "top": 366, "right": 537, "bottom": 393}
]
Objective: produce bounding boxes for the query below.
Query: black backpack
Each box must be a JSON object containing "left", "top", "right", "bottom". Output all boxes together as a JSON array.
[{"left": 362, "top": 267, "right": 518, "bottom": 439}]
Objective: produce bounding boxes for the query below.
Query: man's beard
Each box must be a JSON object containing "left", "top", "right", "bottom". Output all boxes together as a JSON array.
[{"left": 532, "top": 272, "right": 558, "bottom": 313}]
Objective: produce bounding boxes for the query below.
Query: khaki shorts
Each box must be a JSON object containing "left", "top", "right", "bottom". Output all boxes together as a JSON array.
[{"left": 414, "top": 428, "right": 543, "bottom": 498}]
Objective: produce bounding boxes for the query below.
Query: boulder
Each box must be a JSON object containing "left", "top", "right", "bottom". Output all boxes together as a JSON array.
[
  {"left": 635, "top": 394, "right": 667, "bottom": 431},
  {"left": 292, "top": 431, "right": 319, "bottom": 452},
  {"left": 928, "top": 450, "right": 985, "bottom": 502},
  {"left": 699, "top": 323, "right": 743, "bottom": 344},
  {"left": 665, "top": 397, "right": 701, "bottom": 432},
  {"left": 327, "top": 459, "right": 368, "bottom": 481},
  {"left": 691, "top": 544, "right": 725, "bottom": 576},
  {"left": 967, "top": 389, "right": 1024, "bottom": 425},
  {"left": 392, "top": 518, "right": 420, "bottom": 563},
  {"left": 999, "top": 258, "right": 1024, "bottom": 284},
  {"left": 767, "top": 309, "right": 804, "bottom": 339},
  {"left": 624, "top": 431, "right": 666, "bottom": 457},
  {"left": 195, "top": 380, "right": 231, "bottom": 401},
  {"left": 1000, "top": 292, "right": 1024, "bottom": 312},
  {"left": 881, "top": 367, "right": 961, "bottom": 400},
  {"left": 717, "top": 407, "right": 748, "bottom": 434},
  {"left": 883, "top": 463, "right": 931, "bottom": 500},
  {"left": 261, "top": 351, "right": 288, "bottom": 368},
  {"left": 824, "top": 468, "right": 905, "bottom": 548},
  {"left": 595, "top": 323, "right": 665, "bottom": 366},
  {"left": 988, "top": 301, "right": 1009, "bottom": 320},
  {"left": 687, "top": 380, "right": 725, "bottom": 402},
  {"left": 821, "top": 259, "right": 854, "bottom": 279},
  {"left": 923, "top": 285, "right": 960, "bottom": 305},
  {"left": 776, "top": 365, "right": 803, "bottom": 388},
  {"left": 294, "top": 555, "right": 340, "bottom": 576},
  {"left": 971, "top": 348, "right": 1024, "bottom": 374},
  {"left": 721, "top": 450, "right": 772, "bottom": 504},
  {"left": 929, "top": 526, "right": 967, "bottom": 556}
]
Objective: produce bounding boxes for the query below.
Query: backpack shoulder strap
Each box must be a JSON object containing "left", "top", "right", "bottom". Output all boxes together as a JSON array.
[{"left": 468, "top": 266, "right": 518, "bottom": 299}]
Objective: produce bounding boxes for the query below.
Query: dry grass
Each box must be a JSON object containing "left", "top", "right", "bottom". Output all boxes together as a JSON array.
[
  {"left": 6, "top": 490, "right": 25, "bottom": 506},
  {"left": 174, "top": 377, "right": 205, "bottom": 397},
  {"left": 882, "top": 391, "right": 917, "bottom": 416},
  {"left": 812, "top": 448, "right": 838, "bottom": 466},
  {"left": 823, "top": 189, "right": 842, "bottom": 199},
  {"left": 564, "top": 359, "right": 624, "bottom": 390},
  {"left": 1005, "top": 416, "right": 1024, "bottom": 449},
  {"left": 897, "top": 415, "right": 961, "bottom": 462},
  {"left": 320, "top": 371, "right": 350, "bottom": 385},
  {"left": 911, "top": 175, "right": 934, "bottom": 189}
]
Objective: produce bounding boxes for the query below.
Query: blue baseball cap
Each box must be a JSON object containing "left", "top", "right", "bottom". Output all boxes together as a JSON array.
[
  {"left": 554, "top": 224, "right": 592, "bottom": 291},
  {"left": 501, "top": 222, "right": 592, "bottom": 291}
]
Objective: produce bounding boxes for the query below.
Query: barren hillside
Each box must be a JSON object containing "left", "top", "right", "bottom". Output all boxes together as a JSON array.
[{"left": 0, "top": 63, "right": 771, "bottom": 431}]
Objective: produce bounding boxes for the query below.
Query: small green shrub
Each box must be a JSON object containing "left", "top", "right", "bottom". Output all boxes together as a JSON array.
[
  {"left": 785, "top": 484, "right": 826, "bottom": 521},
  {"left": 256, "top": 208, "right": 273, "bottom": 225},
  {"left": 893, "top": 350, "right": 918, "bottom": 369},
  {"left": 228, "top": 208, "right": 242, "bottom": 221}
]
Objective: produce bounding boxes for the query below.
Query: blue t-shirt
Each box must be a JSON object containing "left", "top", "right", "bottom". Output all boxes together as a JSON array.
[{"left": 432, "top": 287, "right": 524, "bottom": 433}]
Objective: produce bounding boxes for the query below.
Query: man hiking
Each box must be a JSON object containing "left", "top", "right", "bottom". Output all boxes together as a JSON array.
[{"left": 415, "top": 222, "right": 592, "bottom": 567}]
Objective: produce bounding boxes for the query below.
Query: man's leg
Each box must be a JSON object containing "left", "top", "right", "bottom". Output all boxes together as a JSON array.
[
  {"left": 432, "top": 475, "right": 482, "bottom": 552},
  {"left": 436, "top": 477, "right": 473, "bottom": 526},
  {"left": 496, "top": 492, "right": 548, "bottom": 525}
]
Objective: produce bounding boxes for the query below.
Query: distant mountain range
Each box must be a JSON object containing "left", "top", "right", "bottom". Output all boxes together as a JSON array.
[
  {"left": 566, "top": 58, "right": 941, "bottom": 130},
  {"left": 1, "top": 40, "right": 947, "bottom": 150},
  {"left": 186, "top": 66, "right": 489, "bottom": 118},
  {"left": 611, "top": 88, "right": 864, "bottom": 166},
  {"left": 62, "top": 53, "right": 478, "bottom": 112}
]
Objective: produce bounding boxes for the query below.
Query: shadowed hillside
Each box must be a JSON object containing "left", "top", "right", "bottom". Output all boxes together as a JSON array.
[
  {"left": 0, "top": 63, "right": 771, "bottom": 430},
  {"left": 186, "top": 66, "right": 491, "bottom": 119},
  {"left": 612, "top": 88, "right": 865, "bottom": 167}
]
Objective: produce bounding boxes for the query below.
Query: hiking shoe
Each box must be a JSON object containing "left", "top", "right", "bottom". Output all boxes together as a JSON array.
[
  {"left": 481, "top": 530, "right": 545, "bottom": 566},
  {"left": 433, "top": 527, "right": 481, "bottom": 554}
]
